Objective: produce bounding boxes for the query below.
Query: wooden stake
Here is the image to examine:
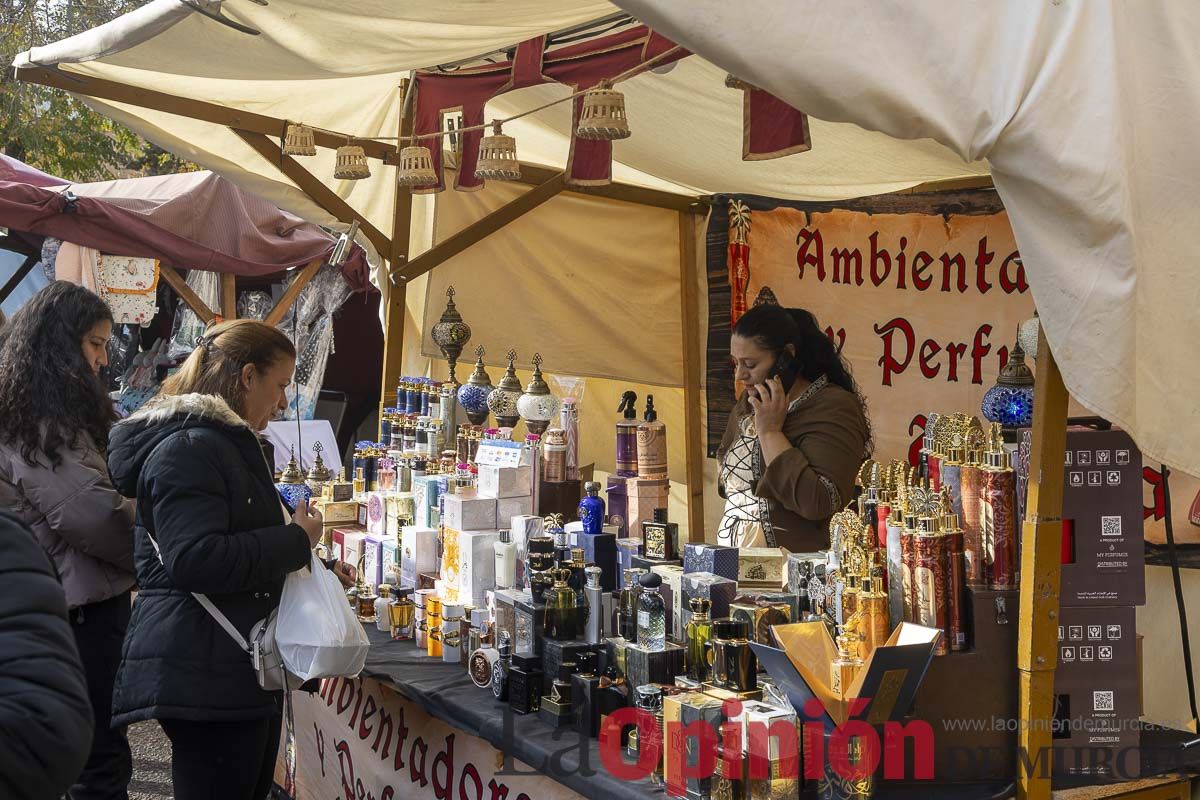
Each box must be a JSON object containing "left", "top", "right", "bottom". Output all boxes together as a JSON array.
[
  {"left": 1017, "top": 331, "right": 1070, "bottom": 800},
  {"left": 221, "top": 273, "right": 237, "bottom": 320},
  {"left": 264, "top": 258, "right": 323, "bottom": 327},
  {"left": 678, "top": 208, "right": 706, "bottom": 542},
  {"left": 158, "top": 264, "right": 216, "bottom": 324}
]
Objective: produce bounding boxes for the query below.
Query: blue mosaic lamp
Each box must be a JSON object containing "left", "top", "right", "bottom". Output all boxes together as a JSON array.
[
  {"left": 457, "top": 345, "right": 494, "bottom": 425},
  {"left": 275, "top": 445, "right": 313, "bottom": 513},
  {"left": 982, "top": 340, "right": 1035, "bottom": 428}
]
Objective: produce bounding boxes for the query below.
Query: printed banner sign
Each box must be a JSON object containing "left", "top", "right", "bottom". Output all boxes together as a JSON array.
[{"left": 275, "top": 677, "right": 581, "bottom": 800}]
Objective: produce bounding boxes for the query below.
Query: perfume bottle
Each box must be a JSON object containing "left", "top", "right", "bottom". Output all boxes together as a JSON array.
[
  {"left": 584, "top": 566, "right": 605, "bottom": 645},
  {"left": 544, "top": 568, "right": 579, "bottom": 641},
  {"left": 426, "top": 597, "right": 443, "bottom": 658},
  {"left": 389, "top": 587, "right": 415, "bottom": 640},
  {"left": 327, "top": 468, "right": 354, "bottom": 502},
  {"left": 830, "top": 629, "right": 864, "bottom": 699},
  {"left": 636, "top": 571, "right": 666, "bottom": 651},
  {"left": 468, "top": 607, "right": 492, "bottom": 655},
  {"left": 858, "top": 574, "right": 890, "bottom": 659},
  {"left": 578, "top": 481, "right": 605, "bottom": 536},
  {"left": 553, "top": 527, "right": 572, "bottom": 567},
  {"left": 356, "top": 563, "right": 378, "bottom": 624},
  {"left": 494, "top": 529, "right": 516, "bottom": 590},
  {"left": 374, "top": 585, "right": 394, "bottom": 633},
  {"left": 619, "top": 568, "right": 647, "bottom": 642},
  {"left": 352, "top": 465, "right": 367, "bottom": 499},
  {"left": 508, "top": 653, "right": 543, "bottom": 715},
  {"left": 982, "top": 423, "right": 1017, "bottom": 589},
  {"left": 492, "top": 631, "right": 512, "bottom": 702},
  {"left": 633, "top": 684, "right": 665, "bottom": 778},
  {"left": 616, "top": 390, "right": 640, "bottom": 477},
  {"left": 441, "top": 603, "right": 464, "bottom": 664},
  {"left": 571, "top": 650, "right": 603, "bottom": 738},
  {"left": 709, "top": 618, "right": 757, "bottom": 692},
  {"left": 685, "top": 597, "right": 713, "bottom": 682},
  {"left": 636, "top": 395, "right": 668, "bottom": 479},
  {"left": 550, "top": 663, "right": 575, "bottom": 707},
  {"left": 641, "top": 507, "right": 678, "bottom": 561}
]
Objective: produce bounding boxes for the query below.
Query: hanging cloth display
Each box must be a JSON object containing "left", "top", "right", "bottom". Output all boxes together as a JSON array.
[{"left": 96, "top": 255, "right": 160, "bottom": 326}]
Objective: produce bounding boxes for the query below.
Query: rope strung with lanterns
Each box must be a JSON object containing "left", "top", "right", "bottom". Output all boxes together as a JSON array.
[{"left": 280, "top": 45, "right": 683, "bottom": 185}]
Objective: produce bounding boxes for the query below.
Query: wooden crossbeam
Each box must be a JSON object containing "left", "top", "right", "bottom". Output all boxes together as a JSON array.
[
  {"left": 157, "top": 263, "right": 216, "bottom": 324},
  {"left": 233, "top": 129, "right": 392, "bottom": 258},
  {"left": 517, "top": 162, "right": 698, "bottom": 212},
  {"left": 397, "top": 172, "right": 565, "bottom": 284},
  {"left": 264, "top": 258, "right": 323, "bottom": 327}
]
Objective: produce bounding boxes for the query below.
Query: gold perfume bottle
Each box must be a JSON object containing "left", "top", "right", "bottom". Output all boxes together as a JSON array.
[
  {"left": 830, "top": 626, "right": 864, "bottom": 699},
  {"left": 389, "top": 587, "right": 416, "bottom": 640},
  {"left": 858, "top": 572, "right": 891, "bottom": 659},
  {"left": 426, "top": 597, "right": 443, "bottom": 658},
  {"left": 354, "top": 555, "right": 377, "bottom": 623},
  {"left": 685, "top": 597, "right": 713, "bottom": 682},
  {"left": 352, "top": 466, "right": 366, "bottom": 498},
  {"left": 544, "top": 568, "right": 578, "bottom": 641}
]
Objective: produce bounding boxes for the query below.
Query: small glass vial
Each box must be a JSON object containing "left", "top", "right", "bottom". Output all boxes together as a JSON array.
[
  {"left": 389, "top": 587, "right": 416, "bottom": 641},
  {"left": 374, "top": 584, "right": 394, "bottom": 633},
  {"left": 636, "top": 571, "right": 665, "bottom": 651}
]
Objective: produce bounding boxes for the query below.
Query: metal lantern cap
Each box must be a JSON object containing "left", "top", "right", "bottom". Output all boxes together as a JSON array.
[
  {"left": 466, "top": 345, "right": 493, "bottom": 387},
  {"left": 283, "top": 123, "right": 317, "bottom": 157},
  {"left": 334, "top": 144, "right": 371, "bottom": 180},
  {"left": 397, "top": 143, "right": 438, "bottom": 188},
  {"left": 523, "top": 352, "right": 550, "bottom": 396},
  {"left": 996, "top": 341, "right": 1034, "bottom": 386},
  {"left": 475, "top": 123, "right": 521, "bottom": 182},
  {"left": 495, "top": 349, "right": 522, "bottom": 393},
  {"left": 279, "top": 446, "right": 305, "bottom": 485},
  {"left": 576, "top": 83, "right": 631, "bottom": 141}
]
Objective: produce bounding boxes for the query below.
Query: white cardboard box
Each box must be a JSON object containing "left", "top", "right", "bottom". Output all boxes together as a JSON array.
[
  {"left": 341, "top": 530, "right": 366, "bottom": 572},
  {"left": 442, "top": 493, "right": 497, "bottom": 532},
  {"left": 498, "top": 494, "right": 534, "bottom": 525},
  {"left": 456, "top": 530, "right": 499, "bottom": 607},
  {"left": 477, "top": 465, "right": 533, "bottom": 499},
  {"left": 400, "top": 525, "right": 438, "bottom": 587},
  {"left": 509, "top": 515, "right": 544, "bottom": 558}
]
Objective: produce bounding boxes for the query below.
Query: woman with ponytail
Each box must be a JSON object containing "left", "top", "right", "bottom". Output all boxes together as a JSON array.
[{"left": 715, "top": 304, "right": 872, "bottom": 551}]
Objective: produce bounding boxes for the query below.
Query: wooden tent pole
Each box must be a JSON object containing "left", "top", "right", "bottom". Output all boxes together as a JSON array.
[
  {"left": 678, "top": 207, "right": 706, "bottom": 541},
  {"left": 220, "top": 273, "right": 237, "bottom": 320},
  {"left": 379, "top": 80, "right": 414, "bottom": 423},
  {"left": 158, "top": 264, "right": 216, "bottom": 324},
  {"left": 1016, "top": 330, "right": 1070, "bottom": 800}
]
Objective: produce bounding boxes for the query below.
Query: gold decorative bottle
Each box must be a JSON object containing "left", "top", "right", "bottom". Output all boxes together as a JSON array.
[
  {"left": 544, "top": 568, "right": 578, "bottom": 641},
  {"left": 426, "top": 597, "right": 443, "bottom": 658},
  {"left": 858, "top": 572, "right": 891, "bottom": 659},
  {"left": 831, "top": 624, "right": 864, "bottom": 699},
  {"left": 685, "top": 597, "right": 713, "bottom": 682}
]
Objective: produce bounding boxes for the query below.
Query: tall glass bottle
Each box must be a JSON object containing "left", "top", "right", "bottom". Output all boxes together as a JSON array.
[
  {"left": 616, "top": 391, "right": 640, "bottom": 477},
  {"left": 685, "top": 597, "right": 713, "bottom": 681},
  {"left": 636, "top": 395, "right": 668, "bottom": 479},
  {"left": 636, "top": 571, "right": 666, "bottom": 651},
  {"left": 584, "top": 566, "right": 605, "bottom": 645},
  {"left": 620, "top": 568, "right": 647, "bottom": 642}
]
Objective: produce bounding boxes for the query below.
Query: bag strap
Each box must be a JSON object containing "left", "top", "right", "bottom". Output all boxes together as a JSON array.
[{"left": 145, "top": 531, "right": 251, "bottom": 654}]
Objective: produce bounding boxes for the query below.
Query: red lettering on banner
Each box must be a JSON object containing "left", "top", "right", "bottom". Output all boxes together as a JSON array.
[
  {"left": 337, "top": 739, "right": 356, "bottom": 800},
  {"left": 350, "top": 680, "right": 365, "bottom": 728},
  {"left": 1144, "top": 467, "right": 1165, "bottom": 520},
  {"left": 945, "top": 342, "right": 968, "bottom": 382},
  {"left": 896, "top": 237, "right": 909, "bottom": 289},
  {"left": 919, "top": 340, "right": 942, "bottom": 379},
  {"left": 869, "top": 231, "right": 891, "bottom": 286},
  {"left": 337, "top": 678, "right": 355, "bottom": 714},
  {"left": 486, "top": 779, "right": 510, "bottom": 800},
  {"left": 940, "top": 253, "right": 967, "bottom": 293},
  {"left": 459, "top": 764, "right": 483, "bottom": 800},
  {"left": 832, "top": 247, "right": 862, "bottom": 285},
  {"left": 410, "top": 738, "right": 429, "bottom": 786},
  {"left": 874, "top": 318, "right": 915, "bottom": 386},
  {"left": 908, "top": 415, "right": 928, "bottom": 467},
  {"left": 975, "top": 237, "right": 995, "bottom": 294},
  {"left": 999, "top": 252, "right": 1029, "bottom": 294},
  {"left": 392, "top": 706, "right": 409, "bottom": 771},
  {"left": 747, "top": 720, "right": 800, "bottom": 780},
  {"left": 373, "top": 707, "right": 392, "bottom": 758},
  {"left": 432, "top": 734, "right": 455, "bottom": 799},
  {"left": 911, "top": 251, "right": 934, "bottom": 291},
  {"left": 824, "top": 326, "right": 846, "bottom": 353},
  {"left": 359, "top": 695, "right": 377, "bottom": 742},
  {"left": 796, "top": 227, "right": 826, "bottom": 280},
  {"left": 970, "top": 326, "right": 994, "bottom": 384}
]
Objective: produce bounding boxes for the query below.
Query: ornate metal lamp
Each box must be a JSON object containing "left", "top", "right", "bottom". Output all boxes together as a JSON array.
[
  {"left": 305, "top": 441, "right": 332, "bottom": 494},
  {"left": 275, "top": 446, "right": 313, "bottom": 512},
  {"left": 430, "top": 286, "right": 471, "bottom": 385},
  {"left": 516, "top": 353, "right": 559, "bottom": 436},
  {"left": 457, "top": 345, "right": 494, "bottom": 425},
  {"left": 982, "top": 339, "right": 1035, "bottom": 428},
  {"left": 487, "top": 349, "right": 523, "bottom": 429}
]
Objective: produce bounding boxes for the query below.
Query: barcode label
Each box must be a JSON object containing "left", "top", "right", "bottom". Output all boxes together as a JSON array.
[
  {"left": 1094, "top": 690, "right": 1114, "bottom": 711},
  {"left": 1101, "top": 516, "right": 1122, "bottom": 537}
]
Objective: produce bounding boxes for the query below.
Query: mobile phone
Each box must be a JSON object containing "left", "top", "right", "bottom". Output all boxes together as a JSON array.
[{"left": 767, "top": 350, "right": 799, "bottom": 394}]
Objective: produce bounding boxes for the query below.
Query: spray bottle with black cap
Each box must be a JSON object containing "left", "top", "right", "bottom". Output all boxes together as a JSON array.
[{"left": 616, "top": 391, "right": 639, "bottom": 477}]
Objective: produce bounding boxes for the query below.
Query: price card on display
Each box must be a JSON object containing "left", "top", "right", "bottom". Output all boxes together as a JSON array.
[{"left": 475, "top": 440, "right": 523, "bottom": 468}]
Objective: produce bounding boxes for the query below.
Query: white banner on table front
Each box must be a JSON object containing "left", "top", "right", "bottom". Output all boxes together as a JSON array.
[{"left": 277, "top": 676, "right": 583, "bottom": 800}]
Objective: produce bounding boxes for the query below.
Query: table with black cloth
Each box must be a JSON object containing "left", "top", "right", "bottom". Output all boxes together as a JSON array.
[{"left": 350, "top": 627, "right": 1198, "bottom": 800}]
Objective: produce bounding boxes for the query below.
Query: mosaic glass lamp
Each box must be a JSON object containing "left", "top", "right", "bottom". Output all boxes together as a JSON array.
[
  {"left": 458, "top": 345, "right": 494, "bottom": 425},
  {"left": 487, "top": 348, "right": 523, "bottom": 429},
  {"left": 517, "top": 353, "right": 559, "bottom": 436},
  {"left": 982, "top": 340, "right": 1035, "bottom": 428}
]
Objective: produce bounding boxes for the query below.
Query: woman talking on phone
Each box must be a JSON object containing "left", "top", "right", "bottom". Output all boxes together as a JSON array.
[{"left": 715, "top": 304, "right": 871, "bottom": 551}]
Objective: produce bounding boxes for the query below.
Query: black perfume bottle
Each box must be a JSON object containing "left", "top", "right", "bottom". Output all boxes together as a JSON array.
[
  {"left": 544, "top": 568, "right": 579, "bottom": 641},
  {"left": 508, "top": 653, "right": 543, "bottom": 715},
  {"left": 571, "top": 651, "right": 603, "bottom": 738},
  {"left": 596, "top": 664, "right": 630, "bottom": 744},
  {"left": 492, "top": 631, "right": 512, "bottom": 703}
]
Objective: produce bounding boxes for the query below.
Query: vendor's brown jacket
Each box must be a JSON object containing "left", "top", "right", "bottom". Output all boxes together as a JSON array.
[{"left": 716, "top": 382, "right": 870, "bottom": 553}]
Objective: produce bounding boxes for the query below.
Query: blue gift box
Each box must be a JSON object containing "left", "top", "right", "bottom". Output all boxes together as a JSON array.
[
  {"left": 581, "top": 532, "right": 618, "bottom": 592},
  {"left": 683, "top": 543, "right": 740, "bottom": 582}
]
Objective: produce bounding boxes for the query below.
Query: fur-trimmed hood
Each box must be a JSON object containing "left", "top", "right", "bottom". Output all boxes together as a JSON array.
[{"left": 108, "top": 392, "right": 255, "bottom": 499}]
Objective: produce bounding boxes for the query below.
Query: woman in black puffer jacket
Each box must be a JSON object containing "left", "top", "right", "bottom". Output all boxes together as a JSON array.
[{"left": 107, "top": 319, "right": 324, "bottom": 800}]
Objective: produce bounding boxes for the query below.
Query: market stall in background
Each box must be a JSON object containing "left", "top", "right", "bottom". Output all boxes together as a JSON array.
[{"left": 13, "top": 3, "right": 1200, "bottom": 800}]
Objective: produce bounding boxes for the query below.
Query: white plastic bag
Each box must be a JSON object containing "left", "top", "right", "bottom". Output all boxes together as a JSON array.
[{"left": 276, "top": 553, "right": 370, "bottom": 681}]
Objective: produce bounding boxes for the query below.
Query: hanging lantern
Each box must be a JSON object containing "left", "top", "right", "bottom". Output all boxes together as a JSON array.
[
  {"left": 334, "top": 143, "right": 371, "bottom": 180},
  {"left": 306, "top": 441, "right": 332, "bottom": 494},
  {"left": 458, "top": 345, "right": 495, "bottom": 425},
  {"left": 487, "top": 349, "right": 523, "bottom": 429},
  {"left": 283, "top": 123, "right": 317, "bottom": 157},
  {"left": 430, "top": 286, "right": 471, "bottom": 385},
  {"left": 275, "top": 446, "right": 314, "bottom": 511},
  {"left": 397, "top": 143, "right": 438, "bottom": 188},
  {"left": 576, "top": 82, "right": 631, "bottom": 141},
  {"left": 982, "top": 340, "right": 1035, "bottom": 428},
  {"left": 475, "top": 123, "right": 521, "bottom": 182},
  {"left": 517, "top": 353, "right": 560, "bottom": 436}
]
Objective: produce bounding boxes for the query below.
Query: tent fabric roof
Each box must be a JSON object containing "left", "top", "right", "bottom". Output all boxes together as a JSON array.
[
  {"left": 616, "top": 0, "right": 1200, "bottom": 476},
  {"left": 0, "top": 160, "right": 370, "bottom": 288}
]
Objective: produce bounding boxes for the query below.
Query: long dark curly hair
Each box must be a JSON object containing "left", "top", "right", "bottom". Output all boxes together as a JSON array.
[
  {"left": 0, "top": 281, "right": 116, "bottom": 467},
  {"left": 733, "top": 303, "right": 874, "bottom": 455}
]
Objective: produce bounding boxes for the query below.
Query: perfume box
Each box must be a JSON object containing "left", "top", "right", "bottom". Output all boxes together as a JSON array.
[
  {"left": 492, "top": 589, "right": 525, "bottom": 648},
  {"left": 701, "top": 684, "right": 764, "bottom": 703},
  {"left": 400, "top": 526, "right": 438, "bottom": 588},
  {"left": 542, "top": 640, "right": 591, "bottom": 696},
  {"left": 730, "top": 600, "right": 792, "bottom": 646},
  {"left": 627, "top": 477, "right": 670, "bottom": 538},
  {"left": 356, "top": 503, "right": 369, "bottom": 528},
  {"left": 572, "top": 672, "right": 603, "bottom": 737},
  {"left": 741, "top": 701, "right": 800, "bottom": 800},
  {"left": 510, "top": 515, "right": 545, "bottom": 555},
  {"left": 361, "top": 533, "right": 386, "bottom": 589},
  {"left": 632, "top": 555, "right": 681, "bottom": 573},
  {"left": 738, "top": 547, "right": 789, "bottom": 590},
  {"left": 684, "top": 543, "right": 740, "bottom": 582},
  {"left": 785, "top": 552, "right": 826, "bottom": 606},
  {"left": 417, "top": 572, "right": 438, "bottom": 591},
  {"left": 539, "top": 697, "right": 574, "bottom": 729},
  {"left": 652, "top": 564, "right": 685, "bottom": 642},
  {"left": 605, "top": 476, "right": 629, "bottom": 537},
  {"left": 565, "top": 521, "right": 585, "bottom": 545},
  {"left": 664, "top": 692, "right": 726, "bottom": 799},
  {"left": 382, "top": 538, "right": 401, "bottom": 586},
  {"left": 604, "top": 637, "right": 630, "bottom": 680},
  {"left": 617, "top": 538, "right": 644, "bottom": 586},
  {"left": 477, "top": 464, "right": 533, "bottom": 499},
  {"left": 755, "top": 592, "right": 802, "bottom": 625},
  {"left": 318, "top": 500, "right": 360, "bottom": 526},
  {"left": 514, "top": 598, "right": 546, "bottom": 657},
  {"left": 341, "top": 530, "right": 366, "bottom": 570},
  {"left": 365, "top": 492, "right": 415, "bottom": 537},
  {"left": 625, "top": 642, "right": 685, "bottom": 692},
  {"left": 497, "top": 494, "right": 534, "bottom": 524},
  {"left": 682, "top": 572, "right": 738, "bottom": 627},
  {"left": 581, "top": 532, "right": 618, "bottom": 592},
  {"left": 412, "top": 475, "right": 442, "bottom": 529},
  {"left": 329, "top": 525, "right": 365, "bottom": 562},
  {"left": 442, "top": 494, "right": 497, "bottom": 532},
  {"left": 537, "top": 479, "right": 582, "bottom": 520},
  {"left": 454, "top": 530, "right": 498, "bottom": 607}
]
